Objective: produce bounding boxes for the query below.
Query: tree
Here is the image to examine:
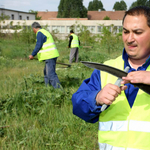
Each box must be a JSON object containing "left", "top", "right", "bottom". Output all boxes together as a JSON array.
[
  {"left": 113, "top": 0, "right": 127, "bottom": 11},
  {"left": 57, "top": 0, "right": 87, "bottom": 18},
  {"left": 103, "top": 16, "right": 110, "bottom": 20},
  {"left": 88, "top": 2, "right": 93, "bottom": 10},
  {"left": 146, "top": 0, "right": 150, "bottom": 7},
  {"left": 0, "top": 13, "right": 10, "bottom": 21},
  {"left": 29, "top": 10, "right": 41, "bottom": 20},
  {"left": 120, "top": 0, "right": 127, "bottom": 10},
  {"left": 137, "top": 0, "right": 147, "bottom": 6},
  {"left": 129, "top": 0, "right": 150, "bottom": 9},
  {"left": 113, "top": 2, "right": 120, "bottom": 10},
  {"left": 129, "top": 1, "right": 138, "bottom": 9},
  {"left": 88, "top": 0, "right": 105, "bottom": 11}
]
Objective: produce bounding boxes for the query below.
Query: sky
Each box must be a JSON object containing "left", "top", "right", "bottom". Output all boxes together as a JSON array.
[{"left": 0, "top": 0, "right": 136, "bottom": 12}]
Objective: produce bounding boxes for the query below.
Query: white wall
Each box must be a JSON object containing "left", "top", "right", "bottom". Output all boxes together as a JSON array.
[
  {"left": 0, "top": 9, "right": 35, "bottom": 20},
  {"left": 0, "top": 20, "right": 123, "bottom": 39}
]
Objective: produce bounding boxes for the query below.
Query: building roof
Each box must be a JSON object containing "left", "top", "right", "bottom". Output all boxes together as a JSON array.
[
  {"left": 37, "top": 11, "right": 88, "bottom": 20},
  {"left": 37, "top": 11, "right": 58, "bottom": 20},
  {"left": 37, "top": 10, "right": 125, "bottom": 20},
  {"left": 87, "top": 11, "right": 125, "bottom": 20},
  {"left": 0, "top": 8, "right": 35, "bottom": 14}
]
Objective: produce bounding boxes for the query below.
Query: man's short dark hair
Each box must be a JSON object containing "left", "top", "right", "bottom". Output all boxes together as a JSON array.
[
  {"left": 122, "top": 6, "right": 150, "bottom": 27},
  {"left": 31, "top": 22, "right": 41, "bottom": 28},
  {"left": 70, "top": 30, "right": 74, "bottom": 33}
]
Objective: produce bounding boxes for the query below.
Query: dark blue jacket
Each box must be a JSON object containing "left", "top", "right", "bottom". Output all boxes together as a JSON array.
[{"left": 32, "top": 30, "right": 47, "bottom": 56}]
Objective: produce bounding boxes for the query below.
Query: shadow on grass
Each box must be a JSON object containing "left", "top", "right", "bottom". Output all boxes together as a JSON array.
[{"left": 60, "top": 75, "right": 81, "bottom": 88}]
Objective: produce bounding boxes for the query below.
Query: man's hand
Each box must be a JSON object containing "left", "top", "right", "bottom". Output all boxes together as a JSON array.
[
  {"left": 121, "top": 71, "right": 150, "bottom": 85},
  {"left": 96, "top": 83, "right": 127, "bottom": 106},
  {"left": 29, "top": 55, "right": 34, "bottom": 60}
]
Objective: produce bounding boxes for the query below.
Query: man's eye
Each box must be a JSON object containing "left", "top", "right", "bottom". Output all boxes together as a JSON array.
[
  {"left": 123, "top": 31, "right": 129, "bottom": 34},
  {"left": 135, "top": 32, "right": 142, "bottom": 34}
]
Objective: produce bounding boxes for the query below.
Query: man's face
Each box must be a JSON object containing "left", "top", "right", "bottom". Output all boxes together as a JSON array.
[{"left": 122, "top": 14, "right": 150, "bottom": 61}]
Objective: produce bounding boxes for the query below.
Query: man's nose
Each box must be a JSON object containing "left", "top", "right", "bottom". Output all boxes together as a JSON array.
[{"left": 127, "top": 33, "right": 135, "bottom": 43}]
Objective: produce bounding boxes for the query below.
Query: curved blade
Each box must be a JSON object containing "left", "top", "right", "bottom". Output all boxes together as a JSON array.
[
  {"left": 81, "top": 61, "right": 150, "bottom": 95},
  {"left": 81, "top": 61, "right": 127, "bottom": 78}
]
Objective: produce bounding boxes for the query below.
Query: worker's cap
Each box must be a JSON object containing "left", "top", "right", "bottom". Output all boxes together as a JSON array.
[{"left": 31, "top": 22, "right": 41, "bottom": 28}]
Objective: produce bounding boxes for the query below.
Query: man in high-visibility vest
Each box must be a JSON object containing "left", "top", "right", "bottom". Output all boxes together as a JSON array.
[
  {"left": 72, "top": 6, "right": 150, "bottom": 149},
  {"left": 68, "top": 30, "right": 80, "bottom": 63},
  {"left": 29, "top": 22, "right": 61, "bottom": 89}
]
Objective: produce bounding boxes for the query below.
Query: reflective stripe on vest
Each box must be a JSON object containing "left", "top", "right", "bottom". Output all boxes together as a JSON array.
[
  {"left": 71, "top": 40, "right": 79, "bottom": 45},
  {"left": 99, "top": 120, "right": 150, "bottom": 132},
  {"left": 38, "top": 47, "right": 57, "bottom": 53},
  {"left": 98, "top": 55, "right": 150, "bottom": 149},
  {"left": 36, "top": 29, "right": 59, "bottom": 61},
  {"left": 42, "top": 43, "right": 55, "bottom": 48},
  {"left": 71, "top": 34, "right": 79, "bottom": 48},
  {"left": 99, "top": 143, "right": 142, "bottom": 150}
]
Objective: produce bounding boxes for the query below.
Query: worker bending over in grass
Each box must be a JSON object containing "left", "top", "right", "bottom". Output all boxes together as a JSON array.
[
  {"left": 72, "top": 6, "right": 150, "bottom": 149},
  {"left": 29, "top": 22, "right": 61, "bottom": 88}
]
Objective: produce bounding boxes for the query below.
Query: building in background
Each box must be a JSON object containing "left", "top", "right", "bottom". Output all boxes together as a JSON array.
[
  {"left": 0, "top": 8, "right": 35, "bottom": 20},
  {"left": 0, "top": 9, "right": 125, "bottom": 39}
]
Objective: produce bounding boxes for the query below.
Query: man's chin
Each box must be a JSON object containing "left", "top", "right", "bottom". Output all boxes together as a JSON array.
[{"left": 128, "top": 54, "right": 138, "bottom": 60}]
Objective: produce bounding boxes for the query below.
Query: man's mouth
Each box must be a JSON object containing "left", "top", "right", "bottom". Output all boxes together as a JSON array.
[{"left": 127, "top": 44, "right": 137, "bottom": 49}]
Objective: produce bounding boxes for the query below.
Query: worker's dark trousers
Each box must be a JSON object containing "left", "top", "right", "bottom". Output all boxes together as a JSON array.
[
  {"left": 44, "top": 57, "right": 60, "bottom": 88},
  {"left": 69, "top": 47, "right": 79, "bottom": 63}
]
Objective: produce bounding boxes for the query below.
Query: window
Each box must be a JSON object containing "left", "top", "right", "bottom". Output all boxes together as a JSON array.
[
  {"left": 106, "top": 26, "right": 111, "bottom": 32},
  {"left": 52, "top": 26, "right": 59, "bottom": 33},
  {"left": 60, "top": 26, "right": 65, "bottom": 33},
  {"left": 19, "top": 15, "right": 22, "bottom": 20},
  {"left": 75, "top": 26, "right": 80, "bottom": 33},
  {"left": 52, "top": 26, "right": 65, "bottom": 33},
  {"left": 112, "top": 26, "right": 118, "bottom": 33},
  {"left": 97, "top": 26, "right": 103, "bottom": 33},
  {"left": 67, "top": 26, "right": 71, "bottom": 33},
  {"left": 118, "top": 26, "right": 123, "bottom": 32},
  {"left": 87, "top": 26, "right": 95, "bottom": 33},
  {"left": 46, "top": 26, "right": 51, "bottom": 32},
  {"left": 11, "top": 14, "right": 14, "bottom": 20}
]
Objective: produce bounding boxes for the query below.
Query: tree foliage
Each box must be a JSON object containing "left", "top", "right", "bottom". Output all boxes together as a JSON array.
[
  {"left": 29, "top": 10, "right": 41, "bottom": 20},
  {"left": 57, "top": 0, "right": 87, "bottom": 18},
  {"left": 88, "top": 0, "right": 105, "bottom": 11},
  {"left": 113, "top": 2, "right": 120, "bottom": 10},
  {"left": 129, "top": 1, "right": 138, "bottom": 9},
  {"left": 103, "top": 16, "right": 110, "bottom": 20},
  {"left": 146, "top": 0, "right": 150, "bottom": 6},
  {"left": 0, "top": 13, "right": 10, "bottom": 21},
  {"left": 137, "top": 0, "right": 147, "bottom": 6},
  {"left": 113, "top": 0, "right": 127, "bottom": 10},
  {"left": 129, "top": 0, "right": 150, "bottom": 9}
]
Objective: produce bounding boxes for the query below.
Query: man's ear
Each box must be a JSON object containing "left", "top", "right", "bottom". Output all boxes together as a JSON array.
[{"left": 33, "top": 28, "right": 36, "bottom": 33}]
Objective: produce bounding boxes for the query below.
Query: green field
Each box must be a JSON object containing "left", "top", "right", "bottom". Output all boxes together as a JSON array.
[{"left": 0, "top": 28, "right": 123, "bottom": 150}]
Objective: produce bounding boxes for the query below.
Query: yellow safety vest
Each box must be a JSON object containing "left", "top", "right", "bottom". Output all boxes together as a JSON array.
[
  {"left": 36, "top": 29, "right": 59, "bottom": 62},
  {"left": 99, "top": 55, "right": 150, "bottom": 150},
  {"left": 71, "top": 34, "right": 79, "bottom": 48}
]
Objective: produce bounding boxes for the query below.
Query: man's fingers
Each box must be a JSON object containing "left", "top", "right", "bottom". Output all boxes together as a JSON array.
[{"left": 120, "top": 85, "right": 127, "bottom": 91}]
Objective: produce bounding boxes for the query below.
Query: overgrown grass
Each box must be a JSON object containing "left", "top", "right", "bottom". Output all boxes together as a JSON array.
[{"left": 0, "top": 27, "right": 123, "bottom": 149}]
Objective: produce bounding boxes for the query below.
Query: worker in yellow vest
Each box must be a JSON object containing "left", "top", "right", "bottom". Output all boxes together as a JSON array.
[
  {"left": 72, "top": 6, "right": 150, "bottom": 149},
  {"left": 29, "top": 22, "right": 61, "bottom": 88},
  {"left": 68, "top": 30, "right": 80, "bottom": 63}
]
